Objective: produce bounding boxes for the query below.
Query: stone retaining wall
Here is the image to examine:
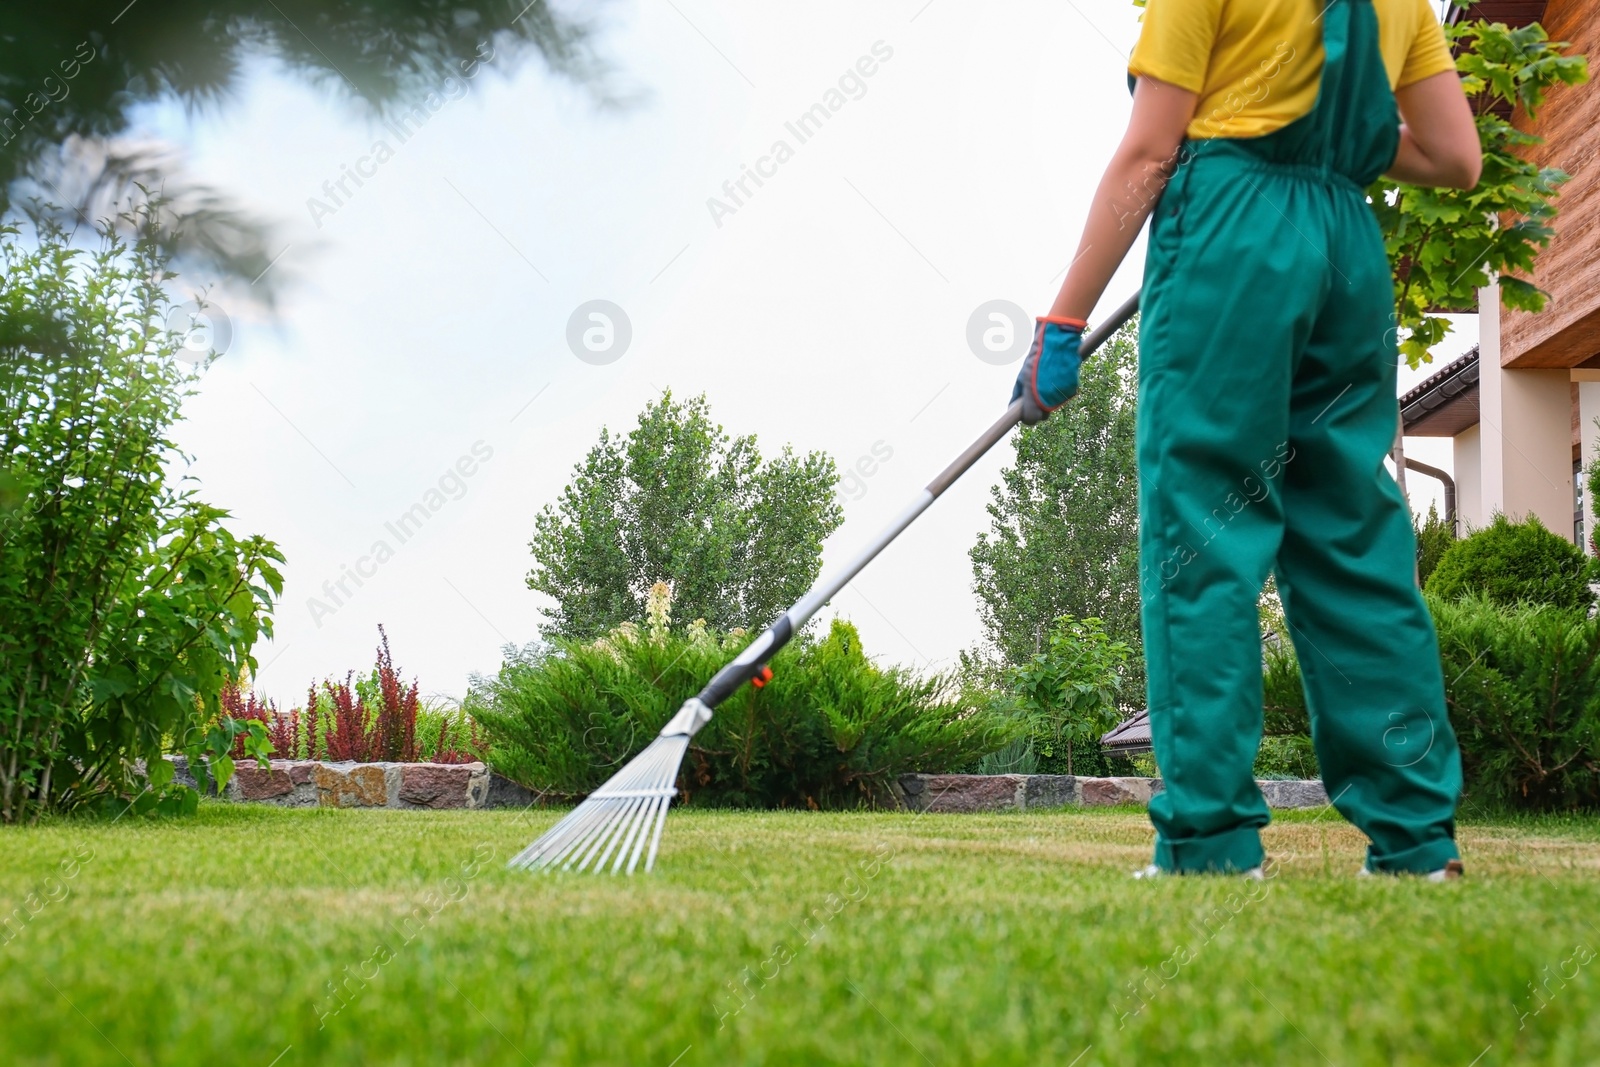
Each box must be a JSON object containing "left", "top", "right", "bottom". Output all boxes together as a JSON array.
[
  {"left": 895, "top": 774, "right": 1329, "bottom": 813},
  {"left": 172, "top": 759, "right": 1329, "bottom": 813},
  {"left": 171, "top": 757, "right": 537, "bottom": 810}
]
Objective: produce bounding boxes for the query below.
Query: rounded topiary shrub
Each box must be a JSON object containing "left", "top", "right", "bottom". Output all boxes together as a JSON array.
[{"left": 1423, "top": 513, "right": 1594, "bottom": 610}]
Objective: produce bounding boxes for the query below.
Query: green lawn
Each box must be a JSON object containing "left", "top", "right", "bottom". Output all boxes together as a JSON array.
[{"left": 3, "top": 804, "right": 1598, "bottom": 1066}]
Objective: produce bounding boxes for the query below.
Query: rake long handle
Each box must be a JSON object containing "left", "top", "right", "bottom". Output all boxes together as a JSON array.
[{"left": 683, "top": 290, "right": 1143, "bottom": 717}]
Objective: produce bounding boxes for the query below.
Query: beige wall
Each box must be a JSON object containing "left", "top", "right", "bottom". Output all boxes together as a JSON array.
[
  {"left": 1453, "top": 424, "right": 1483, "bottom": 536},
  {"left": 1476, "top": 283, "right": 1576, "bottom": 539}
]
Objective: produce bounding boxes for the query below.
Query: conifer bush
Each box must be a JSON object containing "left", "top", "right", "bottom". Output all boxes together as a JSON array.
[
  {"left": 1424, "top": 513, "right": 1593, "bottom": 611},
  {"left": 1253, "top": 597, "right": 1600, "bottom": 810},
  {"left": 469, "top": 584, "right": 1013, "bottom": 808}
]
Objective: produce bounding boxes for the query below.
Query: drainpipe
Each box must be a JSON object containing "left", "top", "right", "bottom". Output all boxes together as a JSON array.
[{"left": 1404, "top": 457, "right": 1457, "bottom": 533}]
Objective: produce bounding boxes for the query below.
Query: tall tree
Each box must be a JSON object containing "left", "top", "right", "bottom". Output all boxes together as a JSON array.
[
  {"left": 969, "top": 324, "right": 1142, "bottom": 676},
  {"left": 528, "top": 391, "right": 843, "bottom": 641}
]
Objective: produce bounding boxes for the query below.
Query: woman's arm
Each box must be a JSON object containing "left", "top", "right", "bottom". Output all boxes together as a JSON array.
[
  {"left": 1388, "top": 70, "right": 1482, "bottom": 189},
  {"left": 1047, "top": 75, "right": 1198, "bottom": 321}
]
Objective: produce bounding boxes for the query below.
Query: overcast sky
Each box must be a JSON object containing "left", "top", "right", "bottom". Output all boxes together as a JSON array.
[{"left": 144, "top": 0, "right": 1475, "bottom": 705}]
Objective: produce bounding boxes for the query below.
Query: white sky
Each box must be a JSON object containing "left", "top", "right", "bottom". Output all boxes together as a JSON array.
[{"left": 143, "top": 0, "right": 1476, "bottom": 705}]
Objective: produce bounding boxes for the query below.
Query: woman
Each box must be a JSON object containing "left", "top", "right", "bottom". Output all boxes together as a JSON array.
[{"left": 1012, "top": 0, "right": 1481, "bottom": 878}]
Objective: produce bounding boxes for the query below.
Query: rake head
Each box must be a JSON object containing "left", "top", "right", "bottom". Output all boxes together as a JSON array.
[{"left": 507, "top": 698, "right": 710, "bottom": 875}]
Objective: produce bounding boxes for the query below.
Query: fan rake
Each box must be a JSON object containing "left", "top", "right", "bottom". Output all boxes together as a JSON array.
[{"left": 508, "top": 290, "right": 1141, "bottom": 874}]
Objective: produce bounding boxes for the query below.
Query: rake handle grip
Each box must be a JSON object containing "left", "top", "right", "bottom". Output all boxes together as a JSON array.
[{"left": 690, "top": 289, "right": 1142, "bottom": 713}]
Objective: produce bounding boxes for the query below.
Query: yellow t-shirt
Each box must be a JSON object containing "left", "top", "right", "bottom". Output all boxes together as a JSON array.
[{"left": 1129, "top": 0, "right": 1457, "bottom": 140}]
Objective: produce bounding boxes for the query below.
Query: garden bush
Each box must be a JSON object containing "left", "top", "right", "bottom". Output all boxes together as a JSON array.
[
  {"left": 1254, "top": 735, "right": 1320, "bottom": 780},
  {"left": 1262, "top": 634, "right": 1311, "bottom": 739},
  {"left": 1424, "top": 513, "right": 1593, "bottom": 610},
  {"left": 1588, "top": 439, "right": 1600, "bottom": 556},
  {"left": 0, "top": 206, "right": 282, "bottom": 823},
  {"left": 988, "top": 615, "right": 1134, "bottom": 777},
  {"left": 468, "top": 585, "right": 1013, "bottom": 808},
  {"left": 1433, "top": 596, "right": 1600, "bottom": 810},
  {"left": 1414, "top": 501, "right": 1455, "bottom": 587},
  {"left": 1254, "top": 598, "right": 1600, "bottom": 809}
]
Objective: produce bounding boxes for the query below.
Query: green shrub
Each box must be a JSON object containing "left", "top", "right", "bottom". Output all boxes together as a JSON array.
[
  {"left": 1254, "top": 736, "right": 1319, "bottom": 780},
  {"left": 1239, "top": 635, "right": 1321, "bottom": 780},
  {"left": 0, "top": 207, "right": 282, "bottom": 823},
  {"left": 1432, "top": 596, "right": 1600, "bottom": 810},
  {"left": 1414, "top": 501, "right": 1456, "bottom": 587},
  {"left": 1424, "top": 513, "right": 1593, "bottom": 610},
  {"left": 1262, "top": 634, "right": 1310, "bottom": 739},
  {"left": 1251, "top": 598, "right": 1600, "bottom": 809},
  {"left": 414, "top": 702, "right": 485, "bottom": 764},
  {"left": 1004, "top": 616, "right": 1131, "bottom": 776},
  {"left": 469, "top": 611, "right": 1013, "bottom": 809}
]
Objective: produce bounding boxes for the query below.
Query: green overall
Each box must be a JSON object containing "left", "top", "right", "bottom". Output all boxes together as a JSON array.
[{"left": 1137, "top": 0, "right": 1463, "bottom": 874}]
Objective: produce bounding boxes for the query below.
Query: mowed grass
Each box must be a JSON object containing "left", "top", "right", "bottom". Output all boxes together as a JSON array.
[{"left": 3, "top": 804, "right": 1599, "bottom": 1066}]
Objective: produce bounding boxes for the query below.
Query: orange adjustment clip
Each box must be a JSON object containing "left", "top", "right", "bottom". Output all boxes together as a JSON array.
[{"left": 750, "top": 665, "right": 774, "bottom": 688}]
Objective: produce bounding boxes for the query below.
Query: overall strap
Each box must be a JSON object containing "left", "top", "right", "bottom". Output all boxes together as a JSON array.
[{"left": 1201, "top": 0, "right": 1400, "bottom": 186}]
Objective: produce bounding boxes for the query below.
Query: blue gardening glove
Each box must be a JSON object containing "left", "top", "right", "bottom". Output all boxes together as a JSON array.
[{"left": 1010, "top": 317, "right": 1086, "bottom": 425}]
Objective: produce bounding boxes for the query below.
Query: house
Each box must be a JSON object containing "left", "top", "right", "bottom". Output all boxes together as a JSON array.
[{"left": 1403, "top": 0, "right": 1600, "bottom": 549}]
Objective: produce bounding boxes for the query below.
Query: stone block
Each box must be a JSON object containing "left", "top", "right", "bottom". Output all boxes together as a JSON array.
[
  {"left": 398, "top": 763, "right": 475, "bottom": 809},
  {"left": 916, "top": 774, "right": 1025, "bottom": 813},
  {"left": 482, "top": 773, "right": 538, "bottom": 810},
  {"left": 1258, "top": 779, "right": 1329, "bottom": 809},
  {"left": 465, "top": 764, "right": 491, "bottom": 809},
  {"left": 234, "top": 764, "right": 294, "bottom": 800},
  {"left": 1022, "top": 775, "right": 1078, "bottom": 810},
  {"left": 312, "top": 763, "right": 389, "bottom": 808},
  {"left": 1079, "top": 777, "right": 1153, "bottom": 806}
]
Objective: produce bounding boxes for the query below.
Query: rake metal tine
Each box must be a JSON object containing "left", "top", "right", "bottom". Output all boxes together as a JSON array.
[
  {"left": 612, "top": 789, "right": 664, "bottom": 875},
  {"left": 562, "top": 799, "right": 624, "bottom": 872},
  {"left": 521, "top": 802, "right": 598, "bottom": 864},
  {"left": 640, "top": 736, "right": 688, "bottom": 873},
  {"left": 540, "top": 812, "right": 608, "bottom": 869},
  {"left": 514, "top": 799, "right": 605, "bottom": 869},
  {"left": 644, "top": 791, "right": 674, "bottom": 873},
  {"left": 589, "top": 794, "right": 646, "bottom": 873},
  {"left": 509, "top": 817, "right": 566, "bottom": 869},
  {"left": 604, "top": 793, "right": 649, "bottom": 876},
  {"left": 536, "top": 798, "right": 616, "bottom": 871},
  {"left": 521, "top": 739, "right": 663, "bottom": 870},
  {"left": 626, "top": 792, "right": 672, "bottom": 875},
  {"left": 569, "top": 791, "right": 645, "bottom": 873},
  {"left": 621, "top": 795, "right": 663, "bottom": 876}
]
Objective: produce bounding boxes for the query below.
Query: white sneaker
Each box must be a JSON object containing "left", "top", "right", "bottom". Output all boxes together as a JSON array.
[
  {"left": 1133, "top": 864, "right": 1264, "bottom": 880},
  {"left": 1358, "top": 859, "right": 1464, "bottom": 881},
  {"left": 1428, "top": 860, "right": 1466, "bottom": 882}
]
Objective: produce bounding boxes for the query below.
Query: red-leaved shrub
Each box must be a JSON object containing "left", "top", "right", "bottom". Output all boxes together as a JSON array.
[
  {"left": 221, "top": 681, "right": 276, "bottom": 759},
  {"left": 433, "top": 714, "right": 486, "bottom": 764},
  {"left": 224, "top": 627, "right": 432, "bottom": 763}
]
